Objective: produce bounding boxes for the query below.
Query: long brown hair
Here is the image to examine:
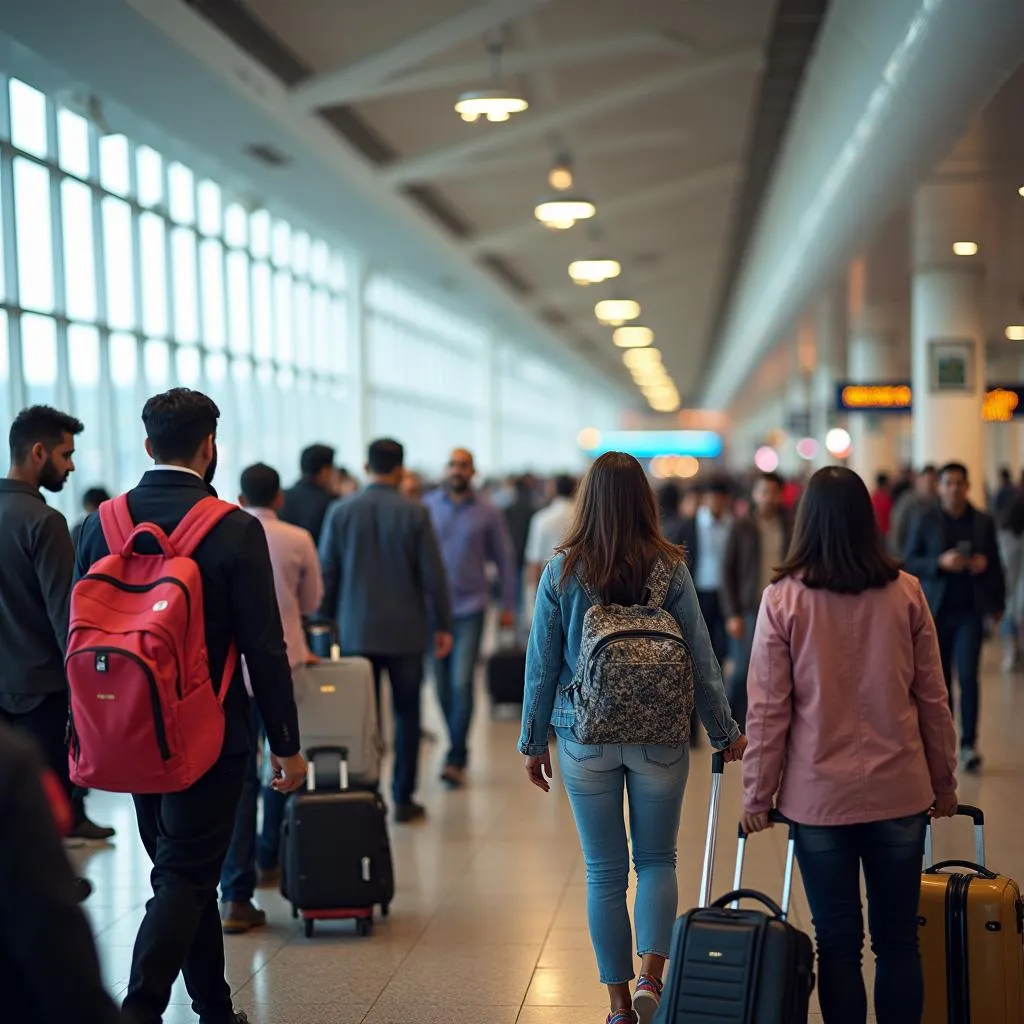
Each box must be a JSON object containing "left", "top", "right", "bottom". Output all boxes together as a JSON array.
[
  {"left": 558, "top": 452, "right": 684, "bottom": 604},
  {"left": 774, "top": 466, "right": 900, "bottom": 594}
]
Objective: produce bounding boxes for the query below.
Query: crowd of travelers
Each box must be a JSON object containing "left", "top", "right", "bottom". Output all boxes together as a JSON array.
[{"left": 0, "top": 388, "right": 1012, "bottom": 1024}]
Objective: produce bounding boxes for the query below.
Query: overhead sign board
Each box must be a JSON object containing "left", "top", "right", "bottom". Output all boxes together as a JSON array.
[{"left": 836, "top": 382, "right": 1024, "bottom": 422}]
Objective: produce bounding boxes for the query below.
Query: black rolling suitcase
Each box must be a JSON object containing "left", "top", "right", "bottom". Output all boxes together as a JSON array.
[
  {"left": 487, "top": 642, "right": 526, "bottom": 706},
  {"left": 280, "top": 745, "right": 394, "bottom": 938},
  {"left": 656, "top": 753, "right": 815, "bottom": 1023}
]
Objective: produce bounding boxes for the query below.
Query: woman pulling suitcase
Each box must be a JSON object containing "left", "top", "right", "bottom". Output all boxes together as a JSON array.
[
  {"left": 518, "top": 451, "right": 746, "bottom": 1024},
  {"left": 741, "top": 466, "right": 959, "bottom": 1024}
]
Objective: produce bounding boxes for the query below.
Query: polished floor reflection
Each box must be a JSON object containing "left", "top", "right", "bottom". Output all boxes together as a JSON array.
[{"left": 73, "top": 648, "right": 1024, "bottom": 1023}]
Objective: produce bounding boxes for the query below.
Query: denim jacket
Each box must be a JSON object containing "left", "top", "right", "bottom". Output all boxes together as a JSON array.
[{"left": 518, "top": 554, "right": 742, "bottom": 756}]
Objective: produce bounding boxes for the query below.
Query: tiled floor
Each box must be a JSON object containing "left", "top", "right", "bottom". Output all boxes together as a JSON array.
[{"left": 72, "top": 647, "right": 1024, "bottom": 1024}]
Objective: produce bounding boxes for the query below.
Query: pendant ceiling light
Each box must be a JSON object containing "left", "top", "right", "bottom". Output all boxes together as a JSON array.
[
  {"left": 569, "top": 257, "right": 620, "bottom": 285},
  {"left": 595, "top": 297, "right": 640, "bottom": 326},
  {"left": 548, "top": 156, "right": 574, "bottom": 191},
  {"left": 613, "top": 325, "right": 653, "bottom": 347},
  {"left": 455, "top": 41, "right": 528, "bottom": 123},
  {"left": 623, "top": 347, "right": 661, "bottom": 370},
  {"left": 535, "top": 196, "right": 597, "bottom": 230}
]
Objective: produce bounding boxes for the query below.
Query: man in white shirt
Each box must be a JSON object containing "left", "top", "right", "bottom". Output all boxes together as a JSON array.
[
  {"left": 220, "top": 462, "right": 323, "bottom": 934},
  {"left": 525, "top": 475, "right": 577, "bottom": 587}
]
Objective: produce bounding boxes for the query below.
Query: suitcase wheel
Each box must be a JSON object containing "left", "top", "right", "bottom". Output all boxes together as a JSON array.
[
  {"left": 291, "top": 904, "right": 298, "bottom": 919},
  {"left": 304, "top": 918, "right": 314, "bottom": 939},
  {"left": 356, "top": 918, "right": 373, "bottom": 938},
  {"left": 381, "top": 902, "right": 390, "bottom": 918}
]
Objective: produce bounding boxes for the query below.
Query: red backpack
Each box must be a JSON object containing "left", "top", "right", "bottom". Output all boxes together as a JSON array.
[{"left": 67, "top": 494, "right": 238, "bottom": 794}]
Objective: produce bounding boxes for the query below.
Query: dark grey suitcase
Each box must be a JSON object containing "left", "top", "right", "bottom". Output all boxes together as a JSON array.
[
  {"left": 487, "top": 645, "right": 526, "bottom": 705},
  {"left": 280, "top": 745, "right": 394, "bottom": 938},
  {"left": 655, "top": 754, "right": 815, "bottom": 1023}
]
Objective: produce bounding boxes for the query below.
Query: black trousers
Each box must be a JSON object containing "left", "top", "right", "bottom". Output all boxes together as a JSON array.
[
  {"left": 0, "top": 691, "right": 84, "bottom": 820},
  {"left": 365, "top": 654, "right": 424, "bottom": 805},
  {"left": 121, "top": 752, "right": 248, "bottom": 1024}
]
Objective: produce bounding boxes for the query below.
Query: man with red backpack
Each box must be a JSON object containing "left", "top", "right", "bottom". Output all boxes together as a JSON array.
[{"left": 73, "top": 388, "right": 307, "bottom": 1024}]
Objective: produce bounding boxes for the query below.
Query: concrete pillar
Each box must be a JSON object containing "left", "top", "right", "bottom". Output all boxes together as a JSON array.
[
  {"left": 346, "top": 257, "right": 371, "bottom": 469},
  {"left": 847, "top": 318, "right": 899, "bottom": 485},
  {"left": 810, "top": 285, "right": 847, "bottom": 468}
]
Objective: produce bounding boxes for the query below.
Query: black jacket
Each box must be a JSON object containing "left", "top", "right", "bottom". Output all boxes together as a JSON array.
[
  {"left": 904, "top": 503, "right": 1005, "bottom": 618},
  {"left": 0, "top": 723, "right": 118, "bottom": 1024},
  {"left": 319, "top": 484, "right": 452, "bottom": 656},
  {"left": 280, "top": 478, "right": 334, "bottom": 548},
  {"left": 0, "top": 480, "right": 75, "bottom": 697},
  {"left": 75, "top": 470, "right": 300, "bottom": 757},
  {"left": 720, "top": 512, "right": 793, "bottom": 619}
]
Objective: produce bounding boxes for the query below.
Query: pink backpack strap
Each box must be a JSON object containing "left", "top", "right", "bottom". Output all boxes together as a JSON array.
[
  {"left": 168, "top": 496, "right": 237, "bottom": 557},
  {"left": 169, "top": 496, "right": 240, "bottom": 704},
  {"left": 98, "top": 495, "right": 136, "bottom": 553}
]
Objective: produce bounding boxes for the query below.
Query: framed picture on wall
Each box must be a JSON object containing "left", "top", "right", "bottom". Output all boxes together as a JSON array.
[{"left": 929, "top": 338, "right": 976, "bottom": 393}]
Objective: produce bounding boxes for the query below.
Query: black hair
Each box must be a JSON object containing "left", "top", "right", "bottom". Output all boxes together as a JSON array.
[
  {"left": 141, "top": 389, "right": 219, "bottom": 464},
  {"left": 82, "top": 486, "right": 111, "bottom": 511},
  {"left": 775, "top": 466, "right": 900, "bottom": 594},
  {"left": 657, "top": 482, "right": 681, "bottom": 518},
  {"left": 939, "top": 462, "right": 968, "bottom": 481},
  {"left": 554, "top": 474, "right": 576, "bottom": 499},
  {"left": 240, "top": 463, "right": 281, "bottom": 507},
  {"left": 367, "top": 438, "right": 404, "bottom": 476},
  {"left": 705, "top": 478, "right": 732, "bottom": 497},
  {"left": 300, "top": 443, "right": 335, "bottom": 479},
  {"left": 875, "top": 472, "right": 890, "bottom": 488},
  {"left": 757, "top": 471, "right": 784, "bottom": 489},
  {"left": 921, "top": 464, "right": 937, "bottom": 475},
  {"left": 9, "top": 405, "right": 83, "bottom": 463}
]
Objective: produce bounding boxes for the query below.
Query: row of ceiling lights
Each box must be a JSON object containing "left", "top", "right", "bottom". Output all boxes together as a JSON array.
[
  {"left": 449, "top": 46, "right": 677, "bottom": 414},
  {"left": 950, "top": 238, "right": 1024, "bottom": 342}
]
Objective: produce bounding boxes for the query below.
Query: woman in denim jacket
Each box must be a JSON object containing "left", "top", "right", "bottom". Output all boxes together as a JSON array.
[{"left": 519, "top": 452, "right": 745, "bottom": 1024}]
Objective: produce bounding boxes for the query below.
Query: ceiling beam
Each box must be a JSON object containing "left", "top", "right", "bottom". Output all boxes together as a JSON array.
[
  {"left": 290, "top": 0, "right": 550, "bottom": 111},
  {"left": 470, "top": 162, "right": 741, "bottom": 253},
  {"left": 295, "top": 31, "right": 694, "bottom": 106},
  {"left": 383, "top": 48, "right": 762, "bottom": 185}
]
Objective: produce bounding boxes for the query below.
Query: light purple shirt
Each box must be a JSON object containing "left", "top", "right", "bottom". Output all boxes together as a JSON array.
[{"left": 245, "top": 507, "right": 323, "bottom": 669}]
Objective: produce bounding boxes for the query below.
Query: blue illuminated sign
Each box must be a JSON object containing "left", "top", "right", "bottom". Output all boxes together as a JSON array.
[{"left": 580, "top": 430, "right": 724, "bottom": 460}]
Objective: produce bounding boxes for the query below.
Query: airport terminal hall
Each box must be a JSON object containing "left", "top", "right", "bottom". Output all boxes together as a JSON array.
[{"left": 6, "top": 1, "right": 1024, "bottom": 1023}]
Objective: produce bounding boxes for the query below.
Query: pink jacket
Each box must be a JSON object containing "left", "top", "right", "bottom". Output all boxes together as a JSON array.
[{"left": 742, "top": 571, "right": 957, "bottom": 826}]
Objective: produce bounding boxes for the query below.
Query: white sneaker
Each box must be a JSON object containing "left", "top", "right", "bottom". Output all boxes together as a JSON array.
[
  {"left": 1002, "top": 647, "right": 1018, "bottom": 673},
  {"left": 633, "top": 975, "right": 663, "bottom": 1024},
  {"left": 959, "top": 747, "right": 983, "bottom": 774}
]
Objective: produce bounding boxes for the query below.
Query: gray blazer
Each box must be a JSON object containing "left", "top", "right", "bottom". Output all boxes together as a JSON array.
[{"left": 319, "top": 484, "right": 452, "bottom": 656}]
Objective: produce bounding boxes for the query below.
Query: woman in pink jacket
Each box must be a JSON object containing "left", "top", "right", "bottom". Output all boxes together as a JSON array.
[{"left": 740, "top": 466, "right": 958, "bottom": 1024}]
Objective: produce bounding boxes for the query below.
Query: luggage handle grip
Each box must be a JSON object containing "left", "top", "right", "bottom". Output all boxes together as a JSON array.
[
  {"left": 952, "top": 804, "right": 984, "bottom": 826},
  {"left": 710, "top": 888, "right": 786, "bottom": 920},
  {"left": 736, "top": 809, "right": 792, "bottom": 838},
  {"left": 924, "top": 859, "right": 997, "bottom": 880},
  {"left": 305, "top": 745, "right": 349, "bottom": 762},
  {"left": 924, "top": 804, "right": 986, "bottom": 869},
  {"left": 305, "top": 746, "right": 349, "bottom": 793},
  {"left": 711, "top": 751, "right": 725, "bottom": 774}
]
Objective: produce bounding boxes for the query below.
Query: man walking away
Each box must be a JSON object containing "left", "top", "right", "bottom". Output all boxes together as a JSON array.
[
  {"left": 220, "top": 463, "right": 323, "bottom": 932},
  {"left": 0, "top": 406, "right": 113, "bottom": 855},
  {"left": 525, "top": 475, "right": 577, "bottom": 587},
  {"left": 425, "top": 448, "right": 515, "bottom": 788},
  {"left": 679, "top": 479, "right": 732, "bottom": 666},
  {"left": 905, "top": 462, "right": 1004, "bottom": 773},
  {"left": 890, "top": 464, "right": 938, "bottom": 557},
  {"left": 720, "top": 471, "right": 791, "bottom": 729},
  {"left": 70, "top": 486, "right": 111, "bottom": 550},
  {"left": 503, "top": 476, "right": 536, "bottom": 625},
  {"left": 280, "top": 443, "right": 337, "bottom": 546},
  {"left": 75, "top": 388, "right": 306, "bottom": 1024},
  {"left": 319, "top": 438, "right": 453, "bottom": 823}
]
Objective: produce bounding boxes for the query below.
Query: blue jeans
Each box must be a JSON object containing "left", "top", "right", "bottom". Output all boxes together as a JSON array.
[
  {"left": 556, "top": 733, "right": 690, "bottom": 984},
  {"left": 935, "top": 609, "right": 983, "bottom": 748},
  {"left": 795, "top": 813, "right": 928, "bottom": 1024},
  {"left": 726, "top": 611, "right": 758, "bottom": 730},
  {"left": 433, "top": 611, "right": 486, "bottom": 769}
]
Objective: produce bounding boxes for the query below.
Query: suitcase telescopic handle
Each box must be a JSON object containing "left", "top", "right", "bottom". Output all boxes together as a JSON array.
[
  {"left": 305, "top": 745, "right": 350, "bottom": 792},
  {"left": 923, "top": 804, "right": 986, "bottom": 870},
  {"left": 733, "top": 810, "right": 796, "bottom": 919},
  {"left": 697, "top": 753, "right": 727, "bottom": 908}
]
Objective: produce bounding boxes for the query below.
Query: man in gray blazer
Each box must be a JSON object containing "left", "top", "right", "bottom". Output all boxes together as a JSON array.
[{"left": 319, "top": 439, "right": 452, "bottom": 823}]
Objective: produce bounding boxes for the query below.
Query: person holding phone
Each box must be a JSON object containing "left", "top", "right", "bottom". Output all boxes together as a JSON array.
[{"left": 904, "top": 462, "right": 1004, "bottom": 773}]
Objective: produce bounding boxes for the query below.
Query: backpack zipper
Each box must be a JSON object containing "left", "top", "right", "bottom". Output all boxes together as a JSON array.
[
  {"left": 79, "top": 573, "right": 192, "bottom": 620},
  {"left": 67, "top": 646, "right": 171, "bottom": 761},
  {"left": 567, "top": 630, "right": 692, "bottom": 703}
]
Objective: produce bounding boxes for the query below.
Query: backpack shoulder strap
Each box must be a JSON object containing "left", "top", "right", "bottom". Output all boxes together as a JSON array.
[
  {"left": 168, "top": 496, "right": 238, "bottom": 558},
  {"left": 575, "top": 572, "right": 599, "bottom": 605},
  {"left": 644, "top": 559, "right": 673, "bottom": 608},
  {"left": 98, "top": 495, "right": 135, "bottom": 554}
]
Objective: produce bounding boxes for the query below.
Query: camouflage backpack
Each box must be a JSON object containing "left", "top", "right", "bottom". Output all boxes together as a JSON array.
[{"left": 569, "top": 559, "right": 695, "bottom": 745}]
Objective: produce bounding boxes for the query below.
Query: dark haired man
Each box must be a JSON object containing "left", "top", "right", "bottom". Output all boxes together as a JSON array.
[
  {"left": 76, "top": 388, "right": 306, "bottom": 1024},
  {"left": 70, "top": 485, "right": 111, "bottom": 550},
  {"left": 319, "top": 438, "right": 452, "bottom": 822},
  {"left": 280, "top": 443, "right": 337, "bottom": 546},
  {"left": 905, "top": 462, "right": 1004, "bottom": 773},
  {"left": 0, "top": 406, "right": 113, "bottom": 853},
  {"left": 525, "top": 474, "right": 577, "bottom": 587},
  {"left": 720, "top": 471, "right": 791, "bottom": 728}
]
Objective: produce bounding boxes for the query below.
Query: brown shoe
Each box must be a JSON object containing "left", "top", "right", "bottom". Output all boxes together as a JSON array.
[
  {"left": 220, "top": 900, "right": 267, "bottom": 935},
  {"left": 440, "top": 765, "right": 466, "bottom": 789},
  {"left": 256, "top": 866, "right": 281, "bottom": 890}
]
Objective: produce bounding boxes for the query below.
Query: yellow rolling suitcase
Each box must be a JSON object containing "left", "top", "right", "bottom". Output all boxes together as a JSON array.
[{"left": 919, "top": 805, "right": 1024, "bottom": 1023}]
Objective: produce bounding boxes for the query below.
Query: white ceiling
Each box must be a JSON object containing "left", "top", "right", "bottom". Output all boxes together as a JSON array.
[{"left": 234, "top": 0, "right": 778, "bottom": 398}]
